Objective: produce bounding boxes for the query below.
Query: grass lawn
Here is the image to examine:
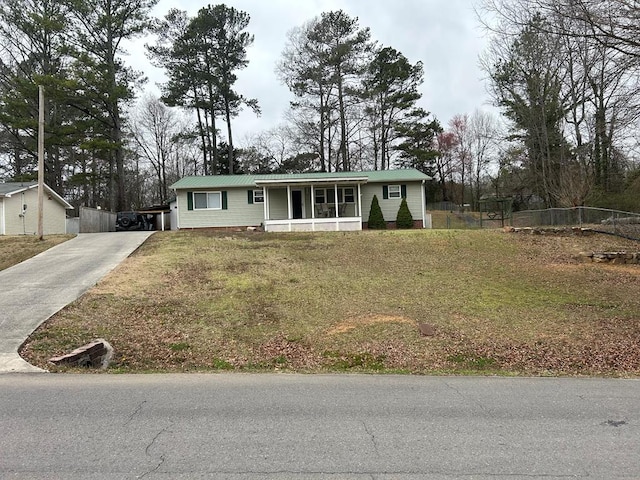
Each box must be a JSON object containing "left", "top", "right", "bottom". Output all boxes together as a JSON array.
[
  {"left": 429, "top": 210, "right": 479, "bottom": 229},
  {"left": 20, "top": 229, "right": 640, "bottom": 376},
  {"left": 0, "top": 235, "right": 74, "bottom": 271}
]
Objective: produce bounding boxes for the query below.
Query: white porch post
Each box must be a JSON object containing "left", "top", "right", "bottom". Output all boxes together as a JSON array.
[
  {"left": 334, "top": 183, "right": 339, "bottom": 231},
  {"left": 310, "top": 185, "right": 315, "bottom": 219},
  {"left": 421, "top": 180, "right": 427, "bottom": 228},
  {"left": 310, "top": 184, "right": 316, "bottom": 231},
  {"left": 357, "top": 183, "right": 362, "bottom": 222},
  {"left": 287, "top": 185, "right": 292, "bottom": 231},
  {"left": 263, "top": 186, "right": 269, "bottom": 223}
]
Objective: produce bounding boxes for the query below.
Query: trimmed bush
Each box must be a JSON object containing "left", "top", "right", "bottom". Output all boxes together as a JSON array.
[
  {"left": 367, "top": 195, "right": 386, "bottom": 229},
  {"left": 396, "top": 198, "right": 414, "bottom": 228}
]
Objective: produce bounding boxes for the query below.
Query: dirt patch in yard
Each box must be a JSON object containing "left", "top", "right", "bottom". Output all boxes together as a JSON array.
[
  {"left": 20, "top": 229, "right": 640, "bottom": 376},
  {"left": 327, "top": 314, "right": 414, "bottom": 335}
]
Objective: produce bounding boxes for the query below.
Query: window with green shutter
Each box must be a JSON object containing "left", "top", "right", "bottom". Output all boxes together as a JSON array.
[
  {"left": 381, "top": 184, "right": 406, "bottom": 199},
  {"left": 248, "top": 189, "right": 264, "bottom": 204},
  {"left": 387, "top": 185, "right": 401, "bottom": 199}
]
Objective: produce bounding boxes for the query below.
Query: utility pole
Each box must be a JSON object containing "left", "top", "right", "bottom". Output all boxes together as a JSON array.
[{"left": 37, "top": 85, "right": 44, "bottom": 240}]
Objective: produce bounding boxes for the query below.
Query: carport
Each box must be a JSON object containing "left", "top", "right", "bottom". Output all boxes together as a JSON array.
[{"left": 138, "top": 205, "right": 171, "bottom": 231}]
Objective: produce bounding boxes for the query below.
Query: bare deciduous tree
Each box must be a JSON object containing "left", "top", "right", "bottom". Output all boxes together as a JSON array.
[
  {"left": 130, "top": 95, "right": 198, "bottom": 204},
  {"left": 468, "top": 110, "right": 502, "bottom": 208}
]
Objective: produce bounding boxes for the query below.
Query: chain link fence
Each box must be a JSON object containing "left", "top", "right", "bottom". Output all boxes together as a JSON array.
[{"left": 511, "top": 207, "right": 640, "bottom": 241}]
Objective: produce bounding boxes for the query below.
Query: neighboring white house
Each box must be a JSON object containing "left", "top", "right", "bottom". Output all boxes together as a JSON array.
[
  {"left": 170, "top": 169, "right": 431, "bottom": 232},
  {"left": 0, "top": 182, "right": 74, "bottom": 235}
]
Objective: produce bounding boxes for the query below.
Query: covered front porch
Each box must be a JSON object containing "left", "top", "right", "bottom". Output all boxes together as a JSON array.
[{"left": 255, "top": 177, "right": 367, "bottom": 232}]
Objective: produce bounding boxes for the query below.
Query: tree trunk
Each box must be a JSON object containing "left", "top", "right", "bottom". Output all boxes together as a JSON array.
[
  {"left": 206, "top": 80, "right": 218, "bottom": 175},
  {"left": 192, "top": 87, "right": 209, "bottom": 175},
  {"left": 380, "top": 94, "right": 387, "bottom": 170},
  {"left": 224, "top": 95, "right": 234, "bottom": 174},
  {"left": 336, "top": 68, "right": 348, "bottom": 171},
  {"left": 318, "top": 83, "right": 327, "bottom": 172}
]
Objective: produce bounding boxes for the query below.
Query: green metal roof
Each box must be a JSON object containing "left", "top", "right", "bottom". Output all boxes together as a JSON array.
[{"left": 170, "top": 168, "right": 430, "bottom": 190}]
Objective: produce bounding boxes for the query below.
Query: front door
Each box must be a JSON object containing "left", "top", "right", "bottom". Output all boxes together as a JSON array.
[{"left": 292, "top": 190, "right": 303, "bottom": 219}]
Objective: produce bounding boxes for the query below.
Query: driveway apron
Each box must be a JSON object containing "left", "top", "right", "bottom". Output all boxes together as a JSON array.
[{"left": 0, "top": 232, "right": 154, "bottom": 373}]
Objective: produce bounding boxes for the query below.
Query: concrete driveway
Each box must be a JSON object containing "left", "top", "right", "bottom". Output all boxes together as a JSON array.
[{"left": 0, "top": 231, "right": 154, "bottom": 373}]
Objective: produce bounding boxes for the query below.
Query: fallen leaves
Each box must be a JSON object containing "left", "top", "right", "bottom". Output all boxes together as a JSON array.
[{"left": 19, "top": 229, "right": 640, "bottom": 376}]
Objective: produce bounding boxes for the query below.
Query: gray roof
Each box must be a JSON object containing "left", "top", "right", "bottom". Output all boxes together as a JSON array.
[
  {"left": 171, "top": 169, "right": 431, "bottom": 190},
  {"left": 0, "top": 182, "right": 36, "bottom": 196},
  {"left": 0, "top": 182, "right": 73, "bottom": 209}
]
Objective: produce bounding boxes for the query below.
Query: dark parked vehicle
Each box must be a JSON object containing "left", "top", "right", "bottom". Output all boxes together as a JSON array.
[{"left": 116, "top": 211, "right": 147, "bottom": 231}]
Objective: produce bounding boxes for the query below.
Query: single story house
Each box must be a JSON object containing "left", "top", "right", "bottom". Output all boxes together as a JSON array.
[
  {"left": 0, "top": 182, "right": 74, "bottom": 235},
  {"left": 170, "top": 168, "right": 431, "bottom": 232}
]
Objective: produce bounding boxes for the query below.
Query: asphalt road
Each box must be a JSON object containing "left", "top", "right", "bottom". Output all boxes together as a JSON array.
[
  {"left": 0, "top": 231, "right": 154, "bottom": 372},
  {"left": 1, "top": 374, "right": 639, "bottom": 479}
]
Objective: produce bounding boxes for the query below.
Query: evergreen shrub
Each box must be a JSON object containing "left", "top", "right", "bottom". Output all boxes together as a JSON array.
[
  {"left": 396, "top": 198, "right": 414, "bottom": 228},
  {"left": 368, "top": 195, "right": 386, "bottom": 229}
]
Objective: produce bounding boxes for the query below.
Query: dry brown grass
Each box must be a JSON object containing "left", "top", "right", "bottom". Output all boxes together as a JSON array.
[
  {"left": 0, "top": 235, "right": 74, "bottom": 271},
  {"left": 20, "top": 229, "right": 640, "bottom": 376},
  {"left": 327, "top": 315, "right": 414, "bottom": 335}
]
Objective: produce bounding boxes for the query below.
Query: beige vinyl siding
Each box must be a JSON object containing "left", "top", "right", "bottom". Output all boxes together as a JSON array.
[
  {"left": 361, "top": 182, "right": 424, "bottom": 223},
  {"left": 0, "top": 199, "right": 4, "bottom": 234},
  {"left": 43, "top": 192, "right": 68, "bottom": 234},
  {"left": 265, "top": 188, "right": 288, "bottom": 220},
  {"left": 175, "top": 177, "right": 426, "bottom": 229},
  {"left": 177, "top": 188, "right": 265, "bottom": 229},
  {"left": 4, "top": 193, "right": 26, "bottom": 234},
  {"left": 2, "top": 188, "right": 68, "bottom": 235}
]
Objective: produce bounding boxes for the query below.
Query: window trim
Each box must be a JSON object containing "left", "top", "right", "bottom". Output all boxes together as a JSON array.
[
  {"left": 387, "top": 184, "right": 401, "bottom": 199},
  {"left": 343, "top": 187, "right": 355, "bottom": 203},
  {"left": 253, "top": 189, "right": 264, "bottom": 203},
  {"left": 314, "top": 187, "right": 355, "bottom": 204},
  {"left": 193, "top": 191, "right": 222, "bottom": 210}
]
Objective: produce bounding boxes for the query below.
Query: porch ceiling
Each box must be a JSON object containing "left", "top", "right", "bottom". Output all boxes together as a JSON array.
[{"left": 254, "top": 177, "right": 368, "bottom": 188}]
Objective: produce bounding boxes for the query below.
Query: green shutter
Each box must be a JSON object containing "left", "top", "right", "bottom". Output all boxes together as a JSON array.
[
  {"left": 401, "top": 184, "right": 407, "bottom": 198},
  {"left": 247, "top": 189, "right": 254, "bottom": 204},
  {"left": 187, "top": 191, "right": 193, "bottom": 210},
  {"left": 382, "top": 185, "right": 389, "bottom": 200},
  {"left": 222, "top": 191, "right": 228, "bottom": 210}
]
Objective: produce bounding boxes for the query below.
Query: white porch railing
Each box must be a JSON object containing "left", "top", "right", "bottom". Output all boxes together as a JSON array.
[{"left": 264, "top": 216, "right": 362, "bottom": 232}]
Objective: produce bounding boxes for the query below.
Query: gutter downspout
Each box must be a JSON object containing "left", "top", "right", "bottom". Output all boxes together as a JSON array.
[
  {"left": 21, "top": 191, "right": 27, "bottom": 235},
  {"left": 176, "top": 191, "right": 181, "bottom": 230}
]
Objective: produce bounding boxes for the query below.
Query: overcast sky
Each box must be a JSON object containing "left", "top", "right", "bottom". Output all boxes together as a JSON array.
[{"left": 130, "top": 0, "right": 495, "bottom": 143}]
